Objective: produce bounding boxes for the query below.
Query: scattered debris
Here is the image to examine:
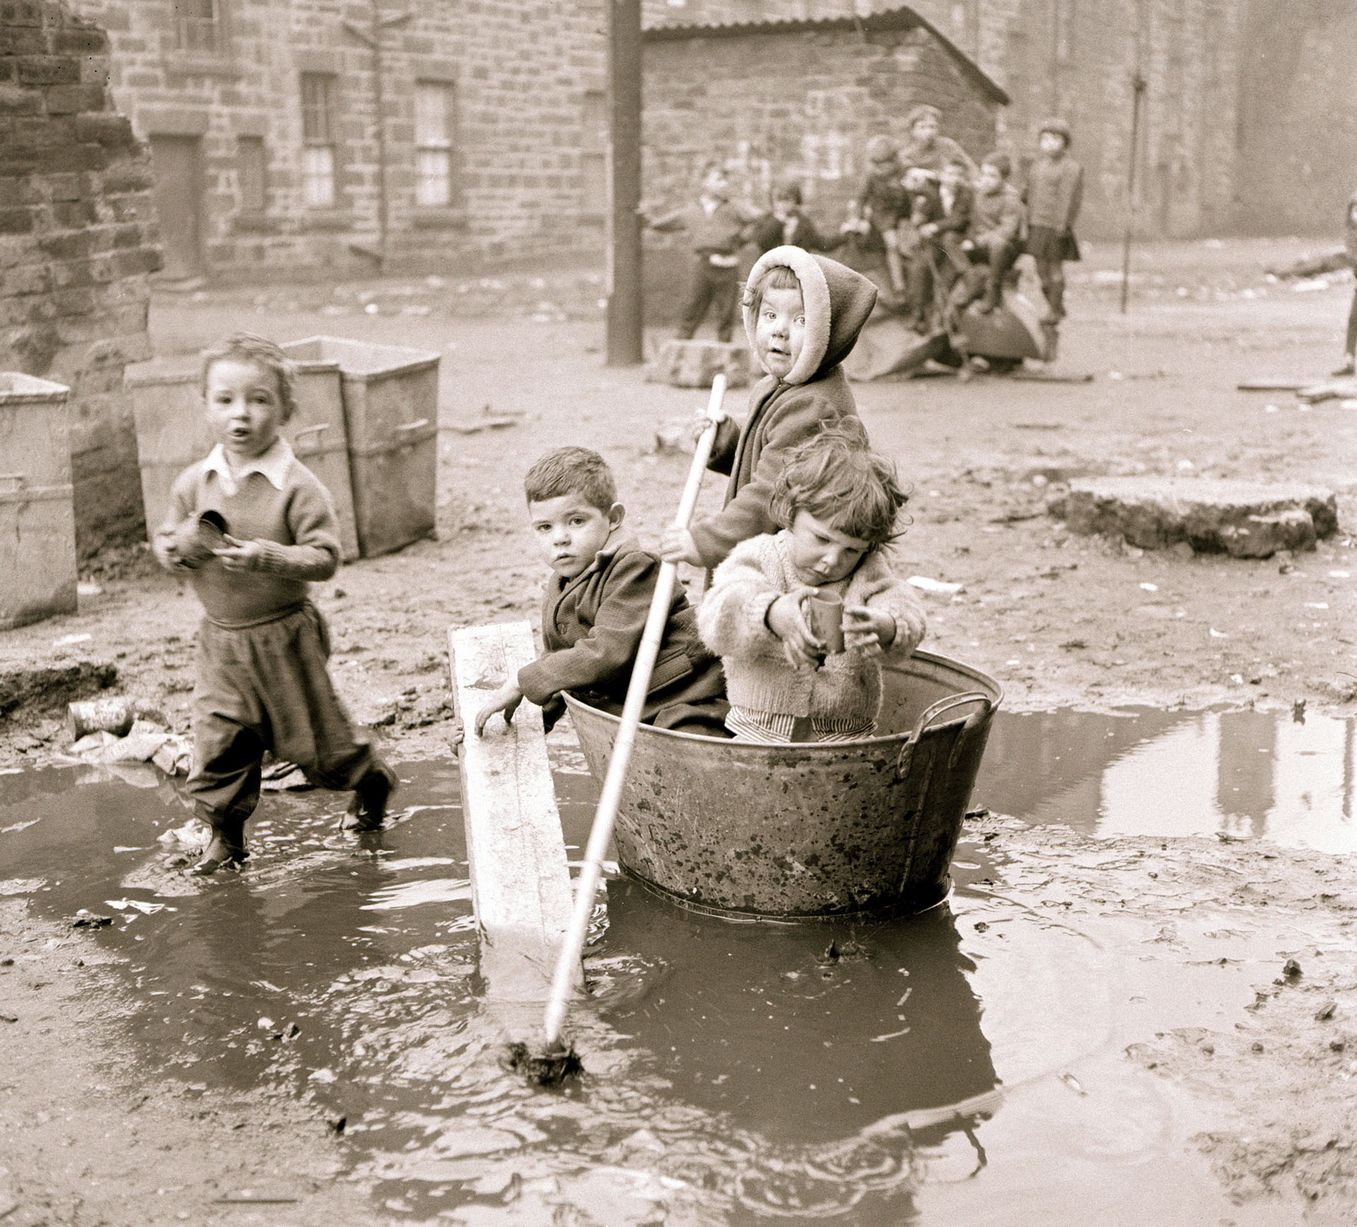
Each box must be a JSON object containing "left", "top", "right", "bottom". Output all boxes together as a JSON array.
[
  {"left": 71, "top": 911, "right": 113, "bottom": 929},
  {"left": 1315, "top": 1000, "right": 1337, "bottom": 1022},
  {"left": 906, "top": 575, "right": 964, "bottom": 595}
]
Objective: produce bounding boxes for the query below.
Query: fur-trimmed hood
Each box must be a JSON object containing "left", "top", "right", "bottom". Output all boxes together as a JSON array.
[{"left": 742, "top": 246, "right": 878, "bottom": 386}]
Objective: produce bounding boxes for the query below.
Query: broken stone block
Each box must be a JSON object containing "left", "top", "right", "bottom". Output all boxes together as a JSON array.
[
  {"left": 1051, "top": 477, "right": 1338, "bottom": 558},
  {"left": 646, "top": 339, "right": 749, "bottom": 389}
]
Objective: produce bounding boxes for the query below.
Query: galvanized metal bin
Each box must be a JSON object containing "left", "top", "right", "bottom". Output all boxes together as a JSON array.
[
  {"left": 280, "top": 337, "right": 439, "bottom": 558},
  {"left": 565, "top": 650, "right": 1002, "bottom": 920},
  {"left": 126, "top": 355, "right": 360, "bottom": 561},
  {"left": 0, "top": 374, "right": 77, "bottom": 628}
]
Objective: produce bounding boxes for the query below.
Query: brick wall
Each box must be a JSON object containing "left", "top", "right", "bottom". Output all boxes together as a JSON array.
[
  {"left": 0, "top": 0, "right": 159, "bottom": 556},
  {"left": 645, "top": 0, "right": 1245, "bottom": 239},
  {"left": 641, "top": 17, "right": 999, "bottom": 321},
  {"left": 70, "top": 0, "right": 610, "bottom": 279}
]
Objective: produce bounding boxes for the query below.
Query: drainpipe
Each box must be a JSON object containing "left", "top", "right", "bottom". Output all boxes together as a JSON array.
[{"left": 343, "top": 0, "right": 412, "bottom": 270}]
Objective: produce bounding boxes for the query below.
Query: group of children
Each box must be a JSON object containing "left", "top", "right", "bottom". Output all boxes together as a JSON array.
[
  {"left": 658, "top": 109, "right": 1084, "bottom": 346},
  {"left": 158, "top": 245, "right": 925, "bottom": 875}
]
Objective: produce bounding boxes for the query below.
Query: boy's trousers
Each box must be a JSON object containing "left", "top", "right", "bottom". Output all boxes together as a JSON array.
[
  {"left": 188, "top": 602, "right": 379, "bottom": 833},
  {"left": 677, "top": 256, "right": 738, "bottom": 342}
]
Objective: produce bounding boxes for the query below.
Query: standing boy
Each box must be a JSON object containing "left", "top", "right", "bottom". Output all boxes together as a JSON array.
[
  {"left": 473, "top": 448, "right": 728, "bottom": 738},
  {"left": 1023, "top": 118, "right": 1084, "bottom": 327},
  {"left": 646, "top": 162, "right": 759, "bottom": 343},
  {"left": 153, "top": 333, "right": 395, "bottom": 875}
]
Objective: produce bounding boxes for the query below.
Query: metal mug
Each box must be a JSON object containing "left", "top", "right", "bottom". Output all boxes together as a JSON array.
[{"left": 804, "top": 590, "right": 844, "bottom": 655}]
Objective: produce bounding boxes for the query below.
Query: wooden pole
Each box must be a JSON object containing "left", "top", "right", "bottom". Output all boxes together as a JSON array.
[
  {"left": 541, "top": 375, "right": 727, "bottom": 1049},
  {"left": 605, "top": 0, "right": 644, "bottom": 366},
  {"left": 1119, "top": 73, "right": 1147, "bottom": 315}
]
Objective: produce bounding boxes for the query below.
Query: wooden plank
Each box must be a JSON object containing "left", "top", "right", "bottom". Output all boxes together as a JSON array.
[
  {"left": 448, "top": 622, "right": 581, "bottom": 1003},
  {"left": 1008, "top": 368, "right": 1095, "bottom": 384},
  {"left": 1237, "top": 378, "right": 1308, "bottom": 392}
]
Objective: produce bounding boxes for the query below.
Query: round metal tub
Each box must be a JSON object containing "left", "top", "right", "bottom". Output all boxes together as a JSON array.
[{"left": 564, "top": 650, "right": 1002, "bottom": 920}]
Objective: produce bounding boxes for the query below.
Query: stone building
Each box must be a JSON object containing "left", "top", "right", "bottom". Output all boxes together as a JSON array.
[
  {"left": 646, "top": 0, "right": 1248, "bottom": 239},
  {"left": 69, "top": 0, "right": 610, "bottom": 280},
  {"left": 639, "top": 7, "right": 1005, "bottom": 316},
  {"left": 0, "top": 0, "right": 160, "bottom": 555}
]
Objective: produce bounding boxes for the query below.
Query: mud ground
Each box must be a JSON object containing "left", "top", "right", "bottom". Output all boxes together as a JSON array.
[{"left": 1, "top": 237, "right": 1355, "bottom": 1223}]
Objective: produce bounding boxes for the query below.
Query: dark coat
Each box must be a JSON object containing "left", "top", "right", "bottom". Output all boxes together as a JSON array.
[{"left": 517, "top": 533, "right": 724, "bottom": 727}]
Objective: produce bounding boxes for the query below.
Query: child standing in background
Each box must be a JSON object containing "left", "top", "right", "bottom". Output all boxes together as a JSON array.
[
  {"left": 645, "top": 161, "right": 759, "bottom": 344},
  {"left": 1023, "top": 118, "right": 1084, "bottom": 326},
  {"left": 153, "top": 333, "right": 395, "bottom": 875},
  {"left": 659, "top": 245, "right": 878, "bottom": 574},
  {"left": 697, "top": 419, "right": 926, "bottom": 743}
]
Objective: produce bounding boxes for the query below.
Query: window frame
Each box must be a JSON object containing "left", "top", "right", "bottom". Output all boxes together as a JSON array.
[
  {"left": 299, "top": 72, "right": 338, "bottom": 210},
  {"left": 414, "top": 80, "right": 456, "bottom": 209}
]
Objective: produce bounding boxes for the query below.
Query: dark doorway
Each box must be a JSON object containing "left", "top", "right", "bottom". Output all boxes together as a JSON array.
[{"left": 149, "top": 134, "right": 203, "bottom": 279}]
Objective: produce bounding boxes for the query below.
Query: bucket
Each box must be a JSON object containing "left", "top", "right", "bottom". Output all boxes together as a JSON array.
[{"left": 565, "top": 650, "right": 1002, "bottom": 919}]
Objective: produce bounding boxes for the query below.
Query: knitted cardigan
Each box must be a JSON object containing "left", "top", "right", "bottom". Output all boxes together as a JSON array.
[{"left": 697, "top": 530, "right": 927, "bottom": 724}]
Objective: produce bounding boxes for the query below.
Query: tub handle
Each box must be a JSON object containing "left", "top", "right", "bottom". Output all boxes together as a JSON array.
[
  {"left": 0, "top": 472, "right": 26, "bottom": 492},
  {"left": 895, "top": 691, "right": 993, "bottom": 780},
  {"left": 395, "top": 417, "right": 430, "bottom": 433},
  {"left": 292, "top": 424, "right": 329, "bottom": 444}
]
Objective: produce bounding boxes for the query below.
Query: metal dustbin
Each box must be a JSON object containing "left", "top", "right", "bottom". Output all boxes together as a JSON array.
[
  {"left": 0, "top": 374, "right": 77, "bottom": 628},
  {"left": 125, "top": 355, "right": 361, "bottom": 561},
  {"left": 280, "top": 337, "right": 439, "bottom": 558}
]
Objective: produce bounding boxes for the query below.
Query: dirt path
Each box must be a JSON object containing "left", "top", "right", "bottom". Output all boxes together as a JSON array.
[{"left": 1, "top": 238, "right": 1355, "bottom": 1222}]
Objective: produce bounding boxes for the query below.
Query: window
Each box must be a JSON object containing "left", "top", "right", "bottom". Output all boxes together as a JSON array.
[
  {"left": 175, "top": 0, "right": 221, "bottom": 54},
  {"left": 414, "top": 81, "right": 455, "bottom": 208},
  {"left": 300, "top": 73, "right": 337, "bottom": 208},
  {"left": 237, "top": 136, "right": 267, "bottom": 214},
  {"left": 579, "top": 89, "right": 607, "bottom": 218}
]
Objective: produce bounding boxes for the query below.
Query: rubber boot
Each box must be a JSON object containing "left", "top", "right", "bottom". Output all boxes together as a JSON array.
[{"left": 341, "top": 760, "right": 398, "bottom": 833}]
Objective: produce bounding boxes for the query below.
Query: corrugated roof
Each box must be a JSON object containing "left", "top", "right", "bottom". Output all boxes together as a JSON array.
[{"left": 642, "top": 4, "right": 1009, "bottom": 106}]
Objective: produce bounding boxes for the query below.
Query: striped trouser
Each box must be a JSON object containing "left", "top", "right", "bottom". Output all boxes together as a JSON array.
[{"left": 724, "top": 705, "right": 875, "bottom": 744}]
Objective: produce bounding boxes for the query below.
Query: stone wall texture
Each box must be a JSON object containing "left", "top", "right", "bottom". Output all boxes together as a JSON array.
[
  {"left": 69, "top": 0, "right": 610, "bottom": 280},
  {"left": 645, "top": 0, "right": 1248, "bottom": 239},
  {"left": 0, "top": 0, "right": 159, "bottom": 556}
]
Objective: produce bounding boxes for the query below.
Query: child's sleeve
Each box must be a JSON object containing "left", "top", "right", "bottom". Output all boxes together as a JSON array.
[
  {"left": 706, "top": 414, "right": 742, "bottom": 476},
  {"left": 253, "top": 475, "right": 341, "bottom": 581},
  {"left": 858, "top": 553, "right": 927, "bottom": 658},
  {"left": 690, "top": 395, "right": 827, "bottom": 570},
  {"left": 1063, "top": 164, "right": 1084, "bottom": 232},
  {"left": 516, "top": 551, "right": 656, "bottom": 705},
  {"left": 696, "top": 541, "right": 785, "bottom": 664},
  {"left": 151, "top": 468, "right": 199, "bottom": 571}
]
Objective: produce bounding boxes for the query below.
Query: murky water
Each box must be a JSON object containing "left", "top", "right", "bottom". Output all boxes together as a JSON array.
[
  {"left": 977, "top": 707, "right": 1357, "bottom": 853},
  {"left": 0, "top": 719, "right": 1329, "bottom": 1222}
]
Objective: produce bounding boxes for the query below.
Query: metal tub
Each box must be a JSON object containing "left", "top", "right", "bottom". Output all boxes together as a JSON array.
[{"left": 564, "top": 650, "right": 1002, "bottom": 920}]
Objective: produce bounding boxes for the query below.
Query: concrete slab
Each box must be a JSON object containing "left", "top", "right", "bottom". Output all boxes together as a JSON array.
[
  {"left": 646, "top": 338, "right": 749, "bottom": 388},
  {"left": 448, "top": 622, "right": 580, "bottom": 1003},
  {"left": 1053, "top": 476, "right": 1339, "bottom": 558}
]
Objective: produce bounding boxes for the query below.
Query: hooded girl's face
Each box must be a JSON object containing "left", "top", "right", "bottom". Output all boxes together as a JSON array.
[
  {"left": 910, "top": 114, "right": 939, "bottom": 144},
  {"left": 754, "top": 284, "right": 806, "bottom": 381}
]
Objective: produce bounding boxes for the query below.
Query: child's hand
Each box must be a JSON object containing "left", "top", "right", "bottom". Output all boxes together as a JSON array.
[
  {"left": 767, "top": 593, "right": 822, "bottom": 670},
  {"left": 659, "top": 527, "right": 703, "bottom": 568},
  {"left": 153, "top": 539, "right": 196, "bottom": 573},
  {"left": 474, "top": 685, "right": 523, "bottom": 736},
  {"left": 919, "top": 222, "right": 938, "bottom": 237},
  {"left": 447, "top": 717, "right": 465, "bottom": 748},
  {"left": 843, "top": 605, "right": 896, "bottom": 655},
  {"left": 213, "top": 534, "right": 265, "bottom": 572}
]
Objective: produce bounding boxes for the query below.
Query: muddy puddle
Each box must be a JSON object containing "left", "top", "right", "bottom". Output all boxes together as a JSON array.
[
  {"left": 0, "top": 735, "right": 1323, "bottom": 1224},
  {"left": 977, "top": 707, "right": 1357, "bottom": 853}
]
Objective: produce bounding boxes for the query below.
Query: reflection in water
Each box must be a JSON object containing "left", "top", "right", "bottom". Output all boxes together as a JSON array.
[
  {"left": 598, "top": 878, "right": 998, "bottom": 1141},
  {"left": 0, "top": 762, "right": 1107, "bottom": 1224},
  {"left": 976, "top": 708, "right": 1357, "bottom": 852}
]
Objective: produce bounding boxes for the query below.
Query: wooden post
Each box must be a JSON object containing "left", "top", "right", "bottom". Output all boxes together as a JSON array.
[
  {"left": 605, "top": 0, "right": 644, "bottom": 366},
  {"left": 1119, "top": 74, "right": 1147, "bottom": 315},
  {"left": 448, "top": 623, "right": 581, "bottom": 1003}
]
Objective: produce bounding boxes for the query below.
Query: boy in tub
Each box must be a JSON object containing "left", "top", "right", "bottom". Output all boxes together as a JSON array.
[
  {"left": 696, "top": 418, "right": 926, "bottom": 743},
  {"left": 473, "top": 447, "right": 729, "bottom": 739}
]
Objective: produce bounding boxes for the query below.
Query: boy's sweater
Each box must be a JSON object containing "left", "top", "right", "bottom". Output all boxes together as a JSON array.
[
  {"left": 517, "top": 532, "right": 722, "bottom": 720},
  {"left": 689, "top": 246, "right": 878, "bottom": 570},
  {"left": 1025, "top": 155, "right": 1084, "bottom": 233},
  {"left": 969, "top": 183, "right": 1025, "bottom": 248},
  {"left": 154, "top": 440, "right": 340, "bottom": 628},
  {"left": 698, "top": 531, "right": 926, "bottom": 725}
]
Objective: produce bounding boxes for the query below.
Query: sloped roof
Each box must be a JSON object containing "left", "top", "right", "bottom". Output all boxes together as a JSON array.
[{"left": 643, "top": 4, "right": 1009, "bottom": 106}]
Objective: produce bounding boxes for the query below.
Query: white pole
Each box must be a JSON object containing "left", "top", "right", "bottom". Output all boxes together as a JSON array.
[{"left": 541, "top": 373, "right": 728, "bottom": 1048}]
